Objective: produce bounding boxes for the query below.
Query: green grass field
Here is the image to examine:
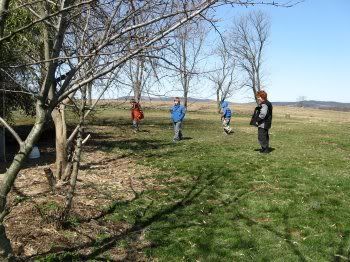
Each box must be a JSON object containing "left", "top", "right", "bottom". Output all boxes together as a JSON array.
[{"left": 79, "top": 103, "right": 350, "bottom": 261}]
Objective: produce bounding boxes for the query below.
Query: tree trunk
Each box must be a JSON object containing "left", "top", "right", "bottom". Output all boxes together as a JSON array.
[
  {"left": 52, "top": 104, "right": 67, "bottom": 179},
  {"left": 134, "top": 80, "right": 141, "bottom": 103},
  {"left": 180, "top": 33, "right": 188, "bottom": 109},
  {"left": 253, "top": 87, "right": 258, "bottom": 104},
  {"left": 216, "top": 87, "right": 221, "bottom": 113},
  {"left": 252, "top": 74, "right": 258, "bottom": 105},
  {"left": 256, "top": 71, "right": 261, "bottom": 92},
  {"left": 0, "top": 223, "right": 12, "bottom": 261},
  {"left": 60, "top": 125, "right": 83, "bottom": 224},
  {"left": 184, "top": 90, "right": 188, "bottom": 108},
  {"left": 44, "top": 168, "right": 56, "bottom": 193},
  {"left": 61, "top": 136, "right": 75, "bottom": 182},
  {"left": 87, "top": 82, "right": 92, "bottom": 106},
  {"left": 183, "top": 73, "right": 189, "bottom": 108},
  {"left": 133, "top": 59, "right": 144, "bottom": 103},
  {"left": 0, "top": 102, "right": 47, "bottom": 260},
  {"left": 60, "top": 87, "right": 86, "bottom": 225}
]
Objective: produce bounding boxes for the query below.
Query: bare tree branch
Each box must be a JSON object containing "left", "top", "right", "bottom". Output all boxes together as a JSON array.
[{"left": 0, "top": 117, "right": 23, "bottom": 146}]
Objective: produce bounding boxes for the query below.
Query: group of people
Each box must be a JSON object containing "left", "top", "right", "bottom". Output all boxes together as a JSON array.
[{"left": 129, "top": 90, "right": 273, "bottom": 153}]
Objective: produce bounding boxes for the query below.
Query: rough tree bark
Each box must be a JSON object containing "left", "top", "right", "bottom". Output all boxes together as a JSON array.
[
  {"left": 51, "top": 104, "right": 67, "bottom": 179},
  {"left": 59, "top": 87, "right": 86, "bottom": 225},
  {"left": 132, "top": 59, "right": 145, "bottom": 103},
  {"left": 59, "top": 124, "right": 83, "bottom": 225},
  {"left": 87, "top": 82, "right": 92, "bottom": 106}
]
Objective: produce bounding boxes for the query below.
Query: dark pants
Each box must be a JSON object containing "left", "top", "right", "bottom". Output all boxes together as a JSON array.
[{"left": 258, "top": 127, "right": 269, "bottom": 150}]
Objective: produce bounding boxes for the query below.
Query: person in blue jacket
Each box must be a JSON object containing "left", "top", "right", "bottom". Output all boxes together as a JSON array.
[
  {"left": 170, "top": 97, "right": 186, "bottom": 142},
  {"left": 220, "top": 100, "right": 232, "bottom": 134}
]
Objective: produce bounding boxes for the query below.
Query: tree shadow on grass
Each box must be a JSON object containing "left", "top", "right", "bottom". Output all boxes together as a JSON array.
[
  {"left": 235, "top": 211, "right": 307, "bottom": 261},
  {"left": 333, "top": 229, "right": 350, "bottom": 261},
  {"left": 87, "top": 136, "right": 174, "bottom": 153},
  {"left": 19, "top": 161, "right": 310, "bottom": 261},
  {"left": 79, "top": 154, "right": 129, "bottom": 170},
  {"left": 89, "top": 118, "right": 170, "bottom": 128},
  {"left": 26, "top": 171, "right": 219, "bottom": 261},
  {"left": 88, "top": 117, "right": 213, "bottom": 132}
]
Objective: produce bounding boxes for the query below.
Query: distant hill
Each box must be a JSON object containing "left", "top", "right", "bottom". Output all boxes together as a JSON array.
[{"left": 272, "top": 100, "right": 350, "bottom": 112}]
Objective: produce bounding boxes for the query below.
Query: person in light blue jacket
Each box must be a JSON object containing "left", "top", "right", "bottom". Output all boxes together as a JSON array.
[{"left": 170, "top": 97, "right": 186, "bottom": 142}]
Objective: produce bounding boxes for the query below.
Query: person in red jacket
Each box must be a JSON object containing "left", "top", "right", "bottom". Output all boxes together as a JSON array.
[{"left": 130, "top": 99, "right": 144, "bottom": 132}]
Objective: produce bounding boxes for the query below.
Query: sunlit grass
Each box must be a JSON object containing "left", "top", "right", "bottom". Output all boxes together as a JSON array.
[
  {"left": 12, "top": 101, "right": 350, "bottom": 260},
  {"left": 87, "top": 103, "right": 350, "bottom": 261}
]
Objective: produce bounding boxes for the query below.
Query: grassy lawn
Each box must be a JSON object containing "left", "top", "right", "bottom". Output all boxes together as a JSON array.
[{"left": 79, "top": 103, "right": 350, "bottom": 261}]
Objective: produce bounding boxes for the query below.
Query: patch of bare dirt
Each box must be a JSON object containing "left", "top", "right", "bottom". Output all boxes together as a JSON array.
[{"left": 4, "top": 148, "right": 158, "bottom": 260}]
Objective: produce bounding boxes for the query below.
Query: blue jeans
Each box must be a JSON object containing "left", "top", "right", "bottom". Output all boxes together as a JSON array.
[{"left": 173, "top": 121, "right": 183, "bottom": 141}]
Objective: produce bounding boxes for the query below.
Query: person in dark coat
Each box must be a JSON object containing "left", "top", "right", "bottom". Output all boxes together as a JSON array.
[{"left": 253, "top": 90, "right": 273, "bottom": 153}]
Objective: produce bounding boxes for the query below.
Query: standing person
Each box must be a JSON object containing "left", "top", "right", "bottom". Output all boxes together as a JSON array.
[
  {"left": 170, "top": 97, "right": 186, "bottom": 142},
  {"left": 220, "top": 100, "right": 232, "bottom": 134},
  {"left": 253, "top": 90, "right": 273, "bottom": 153},
  {"left": 130, "top": 99, "right": 144, "bottom": 132}
]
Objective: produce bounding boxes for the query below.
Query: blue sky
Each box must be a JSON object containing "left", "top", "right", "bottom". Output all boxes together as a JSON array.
[{"left": 211, "top": 0, "right": 350, "bottom": 103}]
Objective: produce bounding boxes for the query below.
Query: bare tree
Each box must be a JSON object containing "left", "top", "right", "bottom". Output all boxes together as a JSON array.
[
  {"left": 124, "top": 0, "right": 154, "bottom": 102},
  {"left": 121, "top": 56, "right": 155, "bottom": 102},
  {"left": 297, "top": 95, "right": 307, "bottom": 107},
  {"left": 230, "top": 10, "right": 270, "bottom": 104},
  {"left": 170, "top": 21, "right": 207, "bottom": 108},
  {"left": 208, "top": 38, "right": 241, "bottom": 112}
]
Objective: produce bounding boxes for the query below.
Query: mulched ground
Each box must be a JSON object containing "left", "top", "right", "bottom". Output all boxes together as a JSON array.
[{"left": 3, "top": 141, "right": 158, "bottom": 261}]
